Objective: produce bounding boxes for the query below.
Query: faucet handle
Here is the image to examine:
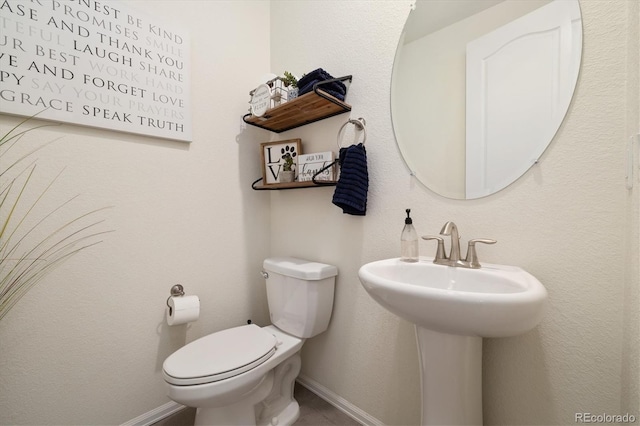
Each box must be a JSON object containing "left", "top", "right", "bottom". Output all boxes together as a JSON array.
[
  {"left": 421, "top": 235, "right": 446, "bottom": 263},
  {"left": 465, "top": 239, "right": 497, "bottom": 269}
]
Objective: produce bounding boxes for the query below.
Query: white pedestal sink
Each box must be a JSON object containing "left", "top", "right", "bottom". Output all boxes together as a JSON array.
[{"left": 358, "top": 257, "right": 547, "bottom": 425}]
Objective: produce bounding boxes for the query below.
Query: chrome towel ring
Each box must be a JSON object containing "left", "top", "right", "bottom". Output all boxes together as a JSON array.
[
  {"left": 311, "top": 117, "right": 367, "bottom": 186},
  {"left": 337, "top": 117, "right": 367, "bottom": 149}
]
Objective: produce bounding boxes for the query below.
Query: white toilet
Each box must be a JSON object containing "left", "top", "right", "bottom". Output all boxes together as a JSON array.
[{"left": 162, "top": 257, "right": 338, "bottom": 426}]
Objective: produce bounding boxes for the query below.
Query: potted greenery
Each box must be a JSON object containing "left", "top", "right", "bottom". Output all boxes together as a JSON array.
[
  {"left": 279, "top": 152, "right": 295, "bottom": 183},
  {"left": 282, "top": 71, "right": 298, "bottom": 101}
]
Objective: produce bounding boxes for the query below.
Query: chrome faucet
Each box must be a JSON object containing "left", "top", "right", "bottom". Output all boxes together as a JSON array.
[
  {"left": 422, "top": 221, "right": 496, "bottom": 268},
  {"left": 440, "top": 221, "right": 462, "bottom": 264}
]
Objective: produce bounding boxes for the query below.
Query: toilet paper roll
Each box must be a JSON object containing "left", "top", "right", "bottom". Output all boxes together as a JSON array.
[{"left": 166, "top": 295, "right": 200, "bottom": 326}]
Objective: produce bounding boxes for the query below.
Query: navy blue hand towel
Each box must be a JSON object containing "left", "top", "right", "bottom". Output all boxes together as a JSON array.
[
  {"left": 297, "top": 68, "right": 347, "bottom": 101},
  {"left": 332, "top": 143, "right": 368, "bottom": 216},
  {"left": 297, "top": 68, "right": 331, "bottom": 89}
]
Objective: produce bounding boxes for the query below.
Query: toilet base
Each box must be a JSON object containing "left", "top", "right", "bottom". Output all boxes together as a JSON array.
[
  {"left": 195, "top": 400, "right": 262, "bottom": 426},
  {"left": 194, "top": 352, "right": 302, "bottom": 426},
  {"left": 257, "top": 400, "right": 300, "bottom": 426},
  {"left": 256, "top": 352, "right": 301, "bottom": 426}
]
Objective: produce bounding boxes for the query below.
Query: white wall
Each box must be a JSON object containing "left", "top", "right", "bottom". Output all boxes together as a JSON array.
[
  {"left": 1, "top": 1, "right": 638, "bottom": 425},
  {"left": 270, "top": 1, "right": 639, "bottom": 425},
  {"left": 0, "top": 1, "right": 272, "bottom": 424}
]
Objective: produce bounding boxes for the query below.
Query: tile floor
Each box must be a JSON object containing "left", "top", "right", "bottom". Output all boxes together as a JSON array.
[
  {"left": 293, "top": 382, "right": 361, "bottom": 426},
  {"left": 153, "top": 382, "right": 361, "bottom": 426}
]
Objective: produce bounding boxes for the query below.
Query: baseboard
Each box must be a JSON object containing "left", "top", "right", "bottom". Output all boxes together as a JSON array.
[
  {"left": 120, "top": 401, "right": 187, "bottom": 426},
  {"left": 296, "top": 374, "right": 385, "bottom": 426},
  {"left": 122, "top": 377, "right": 382, "bottom": 426}
]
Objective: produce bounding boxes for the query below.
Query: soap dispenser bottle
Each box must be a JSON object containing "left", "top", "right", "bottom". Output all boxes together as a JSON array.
[{"left": 401, "top": 209, "right": 419, "bottom": 262}]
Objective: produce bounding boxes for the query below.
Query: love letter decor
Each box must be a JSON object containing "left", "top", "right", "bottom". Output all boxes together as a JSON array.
[{"left": 260, "top": 139, "right": 302, "bottom": 185}]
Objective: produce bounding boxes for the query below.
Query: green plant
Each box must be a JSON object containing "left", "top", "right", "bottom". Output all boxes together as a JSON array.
[
  {"left": 282, "top": 71, "right": 298, "bottom": 88},
  {"left": 280, "top": 144, "right": 297, "bottom": 172},
  {"left": 281, "top": 153, "right": 294, "bottom": 172},
  {"left": 0, "top": 115, "right": 112, "bottom": 321}
]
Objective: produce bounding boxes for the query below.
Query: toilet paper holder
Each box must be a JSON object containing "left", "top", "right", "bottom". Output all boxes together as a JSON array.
[{"left": 166, "top": 284, "right": 185, "bottom": 307}]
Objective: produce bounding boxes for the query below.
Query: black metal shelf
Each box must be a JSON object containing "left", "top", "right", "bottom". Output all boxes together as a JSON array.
[{"left": 251, "top": 177, "right": 337, "bottom": 191}]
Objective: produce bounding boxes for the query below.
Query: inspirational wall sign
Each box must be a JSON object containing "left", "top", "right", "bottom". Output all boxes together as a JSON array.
[{"left": 0, "top": 0, "right": 192, "bottom": 142}]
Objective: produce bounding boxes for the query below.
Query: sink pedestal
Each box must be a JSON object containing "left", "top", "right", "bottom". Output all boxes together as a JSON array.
[
  {"left": 415, "top": 327, "right": 482, "bottom": 425},
  {"left": 358, "top": 257, "right": 547, "bottom": 426}
]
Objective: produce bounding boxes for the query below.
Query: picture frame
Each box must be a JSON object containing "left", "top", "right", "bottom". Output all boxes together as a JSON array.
[
  {"left": 260, "top": 139, "right": 302, "bottom": 185},
  {"left": 297, "top": 151, "right": 336, "bottom": 182}
]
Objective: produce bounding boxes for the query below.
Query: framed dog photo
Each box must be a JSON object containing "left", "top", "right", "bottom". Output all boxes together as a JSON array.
[{"left": 260, "top": 139, "right": 302, "bottom": 185}]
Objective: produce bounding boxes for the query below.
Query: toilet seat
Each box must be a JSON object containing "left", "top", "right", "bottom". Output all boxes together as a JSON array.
[{"left": 163, "top": 324, "right": 277, "bottom": 386}]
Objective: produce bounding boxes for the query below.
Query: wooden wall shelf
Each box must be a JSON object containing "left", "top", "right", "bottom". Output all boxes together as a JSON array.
[{"left": 243, "top": 76, "right": 352, "bottom": 133}]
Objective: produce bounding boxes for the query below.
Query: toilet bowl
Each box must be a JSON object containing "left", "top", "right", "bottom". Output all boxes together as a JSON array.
[{"left": 162, "top": 257, "right": 338, "bottom": 426}]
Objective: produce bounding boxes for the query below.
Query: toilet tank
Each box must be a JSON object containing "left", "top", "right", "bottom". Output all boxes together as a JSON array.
[{"left": 263, "top": 257, "right": 338, "bottom": 338}]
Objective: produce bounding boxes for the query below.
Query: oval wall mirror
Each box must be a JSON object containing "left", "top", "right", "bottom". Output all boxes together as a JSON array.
[{"left": 391, "top": 0, "right": 583, "bottom": 199}]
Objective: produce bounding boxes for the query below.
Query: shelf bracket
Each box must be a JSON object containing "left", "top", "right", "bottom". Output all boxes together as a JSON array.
[
  {"left": 251, "top": 176, "right": 337, "bottom": 191},
  {"left": 312, "top": 159, "right": 340, "bottom": 186}
]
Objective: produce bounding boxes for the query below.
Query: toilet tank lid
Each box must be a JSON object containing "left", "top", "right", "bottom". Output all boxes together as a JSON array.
[{"left": 264, "top": 257, "right": 338, "bottom": 280}]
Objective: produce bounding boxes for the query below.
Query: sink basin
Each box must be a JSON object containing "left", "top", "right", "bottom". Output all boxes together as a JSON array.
[{"left": 358, "top": 257, "right": 547, "bottom": 337}]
